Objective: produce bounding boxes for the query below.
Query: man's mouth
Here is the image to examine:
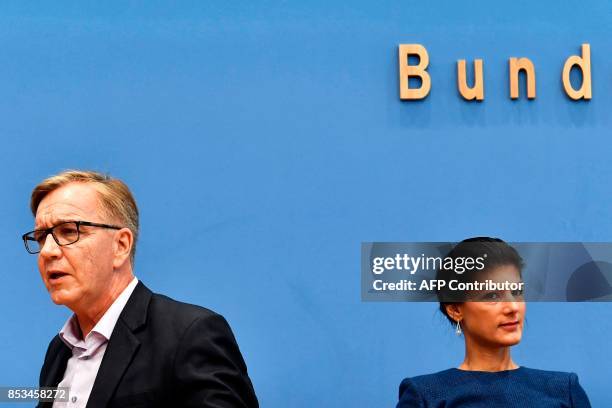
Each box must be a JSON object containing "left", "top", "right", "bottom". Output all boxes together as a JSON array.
[{"left": 48, "top": 271, "right": 70, "bottom": 281}]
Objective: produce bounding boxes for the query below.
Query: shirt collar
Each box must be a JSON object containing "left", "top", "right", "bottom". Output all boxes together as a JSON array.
[{"left": 59, "top": 277, "right": 139, "bottom": 349}]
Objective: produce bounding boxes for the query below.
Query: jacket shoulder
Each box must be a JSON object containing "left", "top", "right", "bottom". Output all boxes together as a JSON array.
[
  {"left": 519, "top": 367, "right": 590, "bottom": 406},
  {"left": 150, "top": 292, "right": 220, "bottom": 319},
  {"left": 518, "top": 367, "right": 576, "bottom": 385},
  {"left": 146, "top": 291, "right": 227, "bottom": 333},
  {"left": 398, "top": 369, "right": 456, "bottom": 406},
  {"left": 144, "top": 291, "right": 258, "bottom": 407},
  {"left": 400, "top": 368, "right": 458, "bottom": 389}
]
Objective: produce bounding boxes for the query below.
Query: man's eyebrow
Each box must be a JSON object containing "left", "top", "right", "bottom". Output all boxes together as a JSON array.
[{"left": 34, "top": 218, "right": 78, "bottom": 229}]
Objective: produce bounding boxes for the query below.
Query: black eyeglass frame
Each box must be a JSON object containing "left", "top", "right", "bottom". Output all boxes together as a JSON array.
[{"left": 22, "top": 220, "right": 123, "bottom": 254}]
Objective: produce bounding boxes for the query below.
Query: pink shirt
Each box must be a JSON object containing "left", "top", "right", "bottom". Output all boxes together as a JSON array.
[{"left": 53, "top": 278, "right": 139, "bottom": 408}]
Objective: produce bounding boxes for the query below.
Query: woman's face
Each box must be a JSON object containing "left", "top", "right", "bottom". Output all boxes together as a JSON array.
[{"left": 457, "top": 264, "right": 525, "bottom": 348}]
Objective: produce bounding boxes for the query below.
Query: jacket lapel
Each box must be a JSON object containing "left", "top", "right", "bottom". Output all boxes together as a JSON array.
[
  {"left": 85, "top": 320, "right": 140, "bottom": 407},
  {"left": 37, "top": 338, "right": 72, "bottom": 408},
  {"left": 43, "top": 338, "right": 72, "bottom": 386},
  {"left": 85, "top": 282, "right": 152, "bottom": 408}
]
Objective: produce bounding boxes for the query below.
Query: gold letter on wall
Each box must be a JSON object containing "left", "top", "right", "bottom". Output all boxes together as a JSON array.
[
  {"left": 509, "top": 58, "right": 536, "bottom": 99},
  {"left": 457, "top": 59, "right": 484, "bottom": 100},
  {"left": 398, "top": 44, "right": 431, "bottom": 100},
  {"left": 562, "top": 44, "right": 592, "bottom": 100}
]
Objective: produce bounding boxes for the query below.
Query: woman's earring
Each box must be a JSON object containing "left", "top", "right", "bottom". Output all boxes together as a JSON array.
[{"left": 455, "top": 320, "right": 462, "bottom": 336}]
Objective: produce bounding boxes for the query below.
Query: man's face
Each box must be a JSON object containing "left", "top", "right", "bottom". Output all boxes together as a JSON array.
[{"left": 35, "top": 182, "right": 118, "bottom": 311}]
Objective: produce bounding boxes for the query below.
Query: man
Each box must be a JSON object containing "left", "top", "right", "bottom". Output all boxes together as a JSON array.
[{"left": 23, "top": 170, "right": 258, "bottom": 408}]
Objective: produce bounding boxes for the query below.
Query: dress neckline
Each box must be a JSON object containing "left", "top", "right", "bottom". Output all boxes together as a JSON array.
[{"left": 452, "top": 366, "right": 524, "bottom": 374}]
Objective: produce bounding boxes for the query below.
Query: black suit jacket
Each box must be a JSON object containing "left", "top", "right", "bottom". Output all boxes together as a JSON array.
[{"left": 37, "top": 282, "right": 258, "bottom": 408}]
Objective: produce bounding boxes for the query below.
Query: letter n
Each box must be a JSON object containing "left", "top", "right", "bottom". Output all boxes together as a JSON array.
[
  {"left": 398, "top": 44, "right": 431, "bottom": 100},
  {"left": 509, "top": 57, "right": 536, "bottom": 99}
]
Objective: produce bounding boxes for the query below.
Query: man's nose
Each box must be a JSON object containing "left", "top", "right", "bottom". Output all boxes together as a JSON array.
[{"left": 39, "top": 233, "right": 62, "bottom": 257}]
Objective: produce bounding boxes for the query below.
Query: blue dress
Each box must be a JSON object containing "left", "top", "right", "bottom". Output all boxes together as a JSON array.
[{"left": 397, "top": 367, "right": 591, "bottom": 407}]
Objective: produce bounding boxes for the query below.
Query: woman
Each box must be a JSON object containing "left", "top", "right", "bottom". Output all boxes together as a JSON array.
[{"left": 397, "top": 237, "right": 591, "bottom": 407}]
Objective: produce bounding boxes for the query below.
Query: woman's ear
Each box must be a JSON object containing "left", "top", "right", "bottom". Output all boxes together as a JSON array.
[{"left": 445, "top": 303, "right": 463, "bottom": 323}]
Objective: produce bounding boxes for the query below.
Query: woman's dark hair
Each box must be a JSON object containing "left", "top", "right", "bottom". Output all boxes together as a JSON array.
[{"left": 437, "top": 237, "right": 524, "bottom": 325}]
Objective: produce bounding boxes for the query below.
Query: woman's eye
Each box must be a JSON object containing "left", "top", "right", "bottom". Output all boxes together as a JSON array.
[
  {"left": 512, "top": 289, "right": 524, "bottom": 296},
  {"left": 484, "top": 292, "right": 499, "bottom": 300}
]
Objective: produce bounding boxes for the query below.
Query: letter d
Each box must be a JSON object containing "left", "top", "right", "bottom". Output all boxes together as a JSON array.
[{"left": 562, "top": 44, "right": 592, "bottom": 100}]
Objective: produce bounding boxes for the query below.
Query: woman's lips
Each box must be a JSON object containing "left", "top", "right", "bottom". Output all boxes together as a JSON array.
[{"left": 499, "top": 321, "right": 520, "bottom": 331}]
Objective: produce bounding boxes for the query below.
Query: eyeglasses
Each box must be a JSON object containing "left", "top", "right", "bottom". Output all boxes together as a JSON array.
[{"left": 22, "top": 221, "right": 123, "bottom": 254}]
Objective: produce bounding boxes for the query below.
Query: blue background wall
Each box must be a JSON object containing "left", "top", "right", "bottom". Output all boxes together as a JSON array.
[{"left": 2, "top": 1, "right": 611, "bottom": 406}]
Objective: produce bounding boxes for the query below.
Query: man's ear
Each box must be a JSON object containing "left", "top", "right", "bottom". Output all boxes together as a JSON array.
[
  {"left": 445, "top": 303, "right": 463, "bottom": 323},
  {"left": 113, "top": 228, "right": 133, "bottom": 269}
]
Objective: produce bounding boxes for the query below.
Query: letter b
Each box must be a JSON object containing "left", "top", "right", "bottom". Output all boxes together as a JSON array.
[{"left": 398, "top": 44, "right": 431, "bottom": 100}]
